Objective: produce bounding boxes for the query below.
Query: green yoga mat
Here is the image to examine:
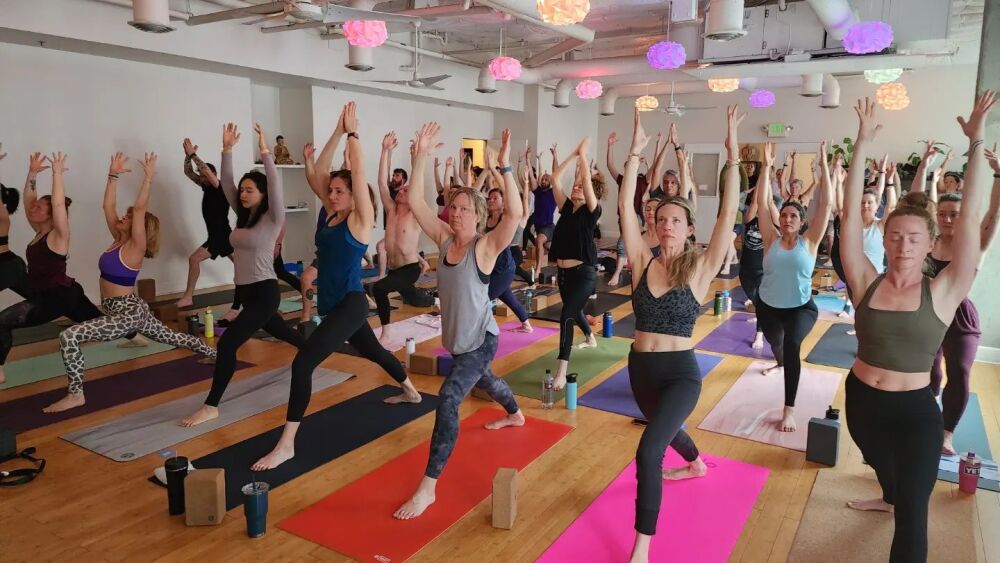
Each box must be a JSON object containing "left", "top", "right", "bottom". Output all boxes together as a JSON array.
[
  {"left": 499, "top": 336, "right": 632, "bottom": 400},
  {"left": 0, "top": 340, "right": 176, "bottom": 390},
  {"left": 279, "top": 297, "right": 312, "bottom": 313}
]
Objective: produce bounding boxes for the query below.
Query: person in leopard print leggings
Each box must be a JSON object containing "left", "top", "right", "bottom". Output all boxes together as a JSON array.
[{"left": 43, "top": 152, "right": 216, "bottom": 413}]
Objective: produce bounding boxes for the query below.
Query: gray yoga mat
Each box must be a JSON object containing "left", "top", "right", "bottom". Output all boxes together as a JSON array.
[
  {"left": 804, "top": 323, "right": 857, "bottom": 369},
  {"left": 62, "top": 366, "right": 355, "bottom": 462}
]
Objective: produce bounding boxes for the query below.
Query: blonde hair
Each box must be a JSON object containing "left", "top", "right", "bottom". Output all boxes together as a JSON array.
[
  {"left": 592, "top": 170, "right": 607, "bottom": 200},
  {"left": 449, "top": 187, "right": 488, "bottom": 232},
  {"left": 126, "top": 206, "right": 160, "bottom": 258},
  {"left": 654, "top": 196, "right": 699, "bottom": 288}
]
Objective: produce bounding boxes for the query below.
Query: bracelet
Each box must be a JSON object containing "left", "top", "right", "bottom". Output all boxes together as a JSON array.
[
  {"left": 347, "top": 132, "right": 359, "bottom": 139},
  {"left": 726, "top": 159, "right": 740, "bottom": 166},
  {"left": 500, "top": 165, "right": 513, "bottom": 174},
  {"left": 994, "top": 173, "right": 1000, "bottom": 179},
  {"left": 886, "top": 182, "right": 895, "bottom": 186},
  {"left": 627, "top": 153, "right": 641, "bottom": 160},
  {"left": 108, "top": 173, "right": 119, "bottom": 179}
]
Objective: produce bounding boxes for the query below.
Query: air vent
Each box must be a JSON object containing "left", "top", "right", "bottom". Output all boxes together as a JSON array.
[
  {"left": 705, "top": 0, "right": 747, "bottom": 41},
  {"left": 128, "top": 0, "right": 175, "bottom": 33}
]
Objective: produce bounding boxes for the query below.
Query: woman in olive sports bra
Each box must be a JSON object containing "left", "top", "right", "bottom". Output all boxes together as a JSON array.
[{"left": 839, "top": 94, "right": 995, "bottom": 563}]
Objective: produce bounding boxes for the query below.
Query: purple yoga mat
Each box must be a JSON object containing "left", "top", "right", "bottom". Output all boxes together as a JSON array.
[
  {"left": 578, "top": 353, "right": 724, "bottom": 419},
  {"left": 0, "top": 356, "right": 253, "bottom": 434},
  {"left": 432, "top": 321, "right": 558, "bottom": 371},
  {"left": 695, "top": 312, "right": 772, "bottom": 360}
]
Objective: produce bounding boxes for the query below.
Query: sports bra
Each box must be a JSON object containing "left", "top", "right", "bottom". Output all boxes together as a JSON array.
[
  {"left": 632, "top": 259, "right": 700, "bottom": 337},
  {"left": 99, "top": 245, "right": 140, "bottom": 287},
  {"left": 854, "top": 274, "right": 948, "bottom": 373}
]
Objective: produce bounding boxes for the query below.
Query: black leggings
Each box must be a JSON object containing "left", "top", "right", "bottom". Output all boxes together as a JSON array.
[
  {"left": 754, "top": 297, "right": 817, "bottom": 407},
  {"left": 372, "top": 262, "right": 421, "bottom": 325},
  {"left": 509, "top": 246, "right": 533, "bottom": 283},
  {"left": 204, "top": 279, "right": 305, "bottom": 406},
  {"left": 522, "top": 216, "right": 535, "bottom": 251},
  {"left": 629, "top": 349, "right": 702, "bottom": 536},
  {"left": 846, "top": 373, "right": 942, "bottom": 563},
  {"left": 0, "top": 251, "right": 29, "bottom": 298},
  {"left": 273, "top": 252, "right": 301, "bottom": 292},
  {"left": 287, "top": 291, "right": 406, "bottom": 421},
  {"left": 556, "top": 264, "right": 596, "bottom": 361}
]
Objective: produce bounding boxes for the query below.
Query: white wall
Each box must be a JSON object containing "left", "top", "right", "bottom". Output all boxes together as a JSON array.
[{"left": 0, "top": 42, "right": 254, "bottom": 306}]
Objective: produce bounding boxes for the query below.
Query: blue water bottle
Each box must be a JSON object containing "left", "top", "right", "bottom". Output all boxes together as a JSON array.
[
  {"left": 565, "top": 373, "right": 578, "bottom": 410},
  {"left": 602, "top": 312, "right": 614, "bottom": 337}
]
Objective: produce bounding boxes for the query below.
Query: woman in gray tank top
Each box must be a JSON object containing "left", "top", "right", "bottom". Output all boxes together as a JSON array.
[{"left": 393, "top": 124, "right": 525, "bottom": 520}]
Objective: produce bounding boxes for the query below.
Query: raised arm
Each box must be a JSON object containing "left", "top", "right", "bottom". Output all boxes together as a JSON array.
[
  {"left": 24, "top": 152, "right": 48, "bottom": 219},
  {"left": 841, "top": 99, "right": 884, "bottom": 304},
  {"left": 303, "top": 142, "right": 321, "bottom": 195},
  {"left": 832, "top": 155, "right": 845, "bottom": 213},
  {"left": 981, "top": 144, "right": 1000, "bottom": 251},
  {"left": 620, "top": 108, "right": 654, "bottom": 276},
  {"left": 220, "top": 123, "right": 241, "bottom": 212},
  {"left": 550, "top": 150, "right": 577, "bottom": 211},
  {"left": 433, "top": 157, "right": 444, "bottom": 195},
  {"left": 104, "top": 152, "right": 130, "bottom": 238},
  {"left": 647, "top": 131, "right": 666, "bottom": 190},
  {"left": 127, "top": 153, "right": 155, "bottom": 259},
  {"left": 482, "top": 129, "right": 524, "bottom": 258},
  {"left": 935, "top": 149, "right": 954, "bottom": 194},
  {"left": 577, "top": 138, "right": 598, "bottom": 212},
  {"left": 338, "top": 103, "right": 373, "bottom": 242},
  {"left": 909, "top": 141, "right": 938, "bottom": 194},
  {"left": 606, "top": 133, "right": 621, "bottom": 180},
  {"left": 408, "top": 122, "right": 452, "bottom": 247},
  {"left": 695, "top": 106, "right": 744, "bottom": 292},
  {"left": 884, "top": 161, "right": 899, "bottom": 218},
  {"left": 253, "top": 123, "right": 285, "bottom": 224},
  {"left": 183, "top": 139, "right": 202, "bottom": 185},
  {"left": 780, "top": 152, "right": 794, "bottom": 200},
  {"left": 379, "top": 131, "right": 398, "bottom": 213},
  {"left": 46, "top": 152, "right": 71, "bottom": 250},
  {"left": 803, "top": 142, "right": 833, "bottom": 251},
  {"left": 756, "top": 146, "right": 778, "bottom": 252},
  {"left": 314, "top": 110, "right": 346, "bottom": 183},
  {"left": 676, "top": 147, "right": 697, "bottom": 212}
]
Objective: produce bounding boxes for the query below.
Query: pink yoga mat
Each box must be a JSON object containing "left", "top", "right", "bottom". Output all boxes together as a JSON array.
[
  {"left": 697, "top": 360, "right": 842, "bottom": 451},
  {"left": 433, "top": 321, "right": 558, "bottom": 358},
  {"left": 537, "top": 451, "right": 768, "bottom": 563}
]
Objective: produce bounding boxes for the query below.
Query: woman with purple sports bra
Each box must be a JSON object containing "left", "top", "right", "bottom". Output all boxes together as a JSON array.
[
  {"left": 43, "top": 152, "right": 216, "bottom": 413},
  {"left": 617, "top": 106, "right": 744, "bottom": 563}
]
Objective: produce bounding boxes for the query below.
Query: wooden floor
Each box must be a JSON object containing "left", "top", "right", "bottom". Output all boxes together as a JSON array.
[{"left": 2, "top": 272, "right": 998, "bottom": 563}]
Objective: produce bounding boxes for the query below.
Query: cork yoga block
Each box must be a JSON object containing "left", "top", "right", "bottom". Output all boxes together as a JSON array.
[{"left": 492, "top": 467, "right": 518, "bottom": 530}]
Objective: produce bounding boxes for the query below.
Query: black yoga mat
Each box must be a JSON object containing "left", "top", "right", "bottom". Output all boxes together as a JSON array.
[
  {"left": 0, "top": 356, "right": 253, "bottom": 434},
  {"left": 168, "top": 385, "right": 440, "bottom": 510},
  {"left": 715, "top": 263, "right": 740, "bottom": 279},
  {"left": 805, "top": 323, "right": 857, "bottom": 369},
  {"left": 530, "top": 292, "right": 632, "bottom": 323},
  {"left": 595, "top": 271, "right": 631, "bottom": 294}
]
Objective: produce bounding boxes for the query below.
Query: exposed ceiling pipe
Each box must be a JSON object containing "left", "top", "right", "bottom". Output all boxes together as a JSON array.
[
  {"left": 92, "top": 0, "right": 190, "bottom": 21},
  {"left": 553, "top": 79, "right": 572, "bottom": 108},
  {"left": 516, "top": 55, "right": 691, "bottom": 84},
  {"left": 476, "top": 65, "right": 498, "bottom": 93},
  {"left": 320, "top": 29, "right": 480, "bottom": 67},
  {"left": 800, "top": 73, "right": 823, "bottom": 96},
  {"left": 474, "top": 0, "right": 595, "bottom": 64},
  {"left": 804, "top": 0, "right": 859, "bottom": 41},
  {"left": 820, "top": 74, "right": 840, "bottom": 108},
  {"left": 202, "top": 0, "right": 253, "bottom": 8},
  {"left": 599, "top": 76, "right": 802, "bottom": 116}
]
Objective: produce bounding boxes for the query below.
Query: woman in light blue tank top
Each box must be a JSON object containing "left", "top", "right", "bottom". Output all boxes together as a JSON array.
[
  {"left": 754, "top": 141, "right": 833, "bottom": 434},
  {"left": 394, "top": 124, "right": 525, "bottom": 521}
]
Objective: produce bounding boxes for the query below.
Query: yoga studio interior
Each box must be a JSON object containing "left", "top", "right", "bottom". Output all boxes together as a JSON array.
[{"left": 3, "top": 0, "right": 1000, "bottom": 561}]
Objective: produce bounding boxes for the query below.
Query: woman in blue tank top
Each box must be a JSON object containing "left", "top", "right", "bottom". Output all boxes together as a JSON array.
[
  {"left": 754, "top": 140, "right": 833, "bottom": 434},
  {"left": 394, "top": 124, "right": 524, "bottom": 521},
  {"left": 252, "top": 103, "right": 419, "bottom": 471}
]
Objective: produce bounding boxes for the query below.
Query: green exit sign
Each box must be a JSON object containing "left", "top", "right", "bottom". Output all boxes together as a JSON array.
[{"left": 767, "top": 123, "right": 789, "bottom": 137}]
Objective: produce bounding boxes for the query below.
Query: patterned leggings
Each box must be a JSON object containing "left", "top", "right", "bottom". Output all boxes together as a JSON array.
[{"left": 59, "top": 293, "right": 217, "bottom": 394}]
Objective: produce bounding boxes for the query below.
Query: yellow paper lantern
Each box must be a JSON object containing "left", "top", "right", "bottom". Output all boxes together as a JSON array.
[
  {"left": 876, "top": 82, "right": 909, "bottom": 110},
  {"left": 708, "top": 78, "right": 740, "bottom": 93},
  {"left": 635, "top": 95, "right": 659, "bottom": 112},
  {"left": 536, "top": 0, "right": 590, "bottom": 25}
]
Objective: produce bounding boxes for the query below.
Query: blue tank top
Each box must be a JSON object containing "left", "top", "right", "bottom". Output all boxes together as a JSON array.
[
  {"left": 532, "top": 187, "right": 557, "bottom": 227},
  {"left": 759, "top": 236, "right": 813, "bottom": 308},
  {"left": 863, "top": 222, "right": 885, "bottom": 274},
  {"left": 316, "top": 216, "right": 366, "bottom": 315}
]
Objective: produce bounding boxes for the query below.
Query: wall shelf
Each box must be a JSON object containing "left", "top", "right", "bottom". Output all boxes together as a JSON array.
[{"left": 285, "top": 207, "right": 310, "bottom": 214}]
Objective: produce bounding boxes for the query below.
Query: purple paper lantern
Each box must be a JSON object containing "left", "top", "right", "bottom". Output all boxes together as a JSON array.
[
  {"left": 842, "top": 21, "right": 893, "bottom": 54},
  {"left": 646, "top": 41, "right": 686, "bottom": 70},
  {"left": 749, "top": 89, "right": 776, "bottom": 108}
]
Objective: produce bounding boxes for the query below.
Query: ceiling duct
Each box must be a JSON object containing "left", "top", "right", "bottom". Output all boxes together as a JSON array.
[
  {"left": 804, "top": 0, "right": 858, "bottom": 41},
  {"left": 820, "top": 74, "right": 840, "bottom": 108},
  {"left": 800, "top": 73, "right": 823, "bottom": 96},
  {"left": 476, "top": 65, "right": 497, "bottom": 93},
  {"left": 346, "top": 44, "right": 375, "bottom": 71},
  {"left": 705, "top": 0, "right": 747, "bottom": 41},
  {"left": 128, "top": 0, "right": 175, "bottom": 33},
  {"left": 553, "top": 79, "right": 572, "bottom": 108}
]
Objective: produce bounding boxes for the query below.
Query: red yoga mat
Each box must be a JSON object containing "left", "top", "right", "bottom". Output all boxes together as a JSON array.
[{"left": 279, "top": 408, "right": 572, "bottom": 561}]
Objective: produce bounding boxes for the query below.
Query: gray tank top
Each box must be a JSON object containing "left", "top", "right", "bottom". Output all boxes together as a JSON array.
[{"left": 438, "top": 236, "right": 499, "bottom": 354}]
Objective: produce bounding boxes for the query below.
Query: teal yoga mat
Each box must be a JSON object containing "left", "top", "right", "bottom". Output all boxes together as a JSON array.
[
  {"left": 939, "top": 393, "right": 999, "bottom": 491},
  {"left": 0, "top": 340, "right": 176, "bottom": 390}
]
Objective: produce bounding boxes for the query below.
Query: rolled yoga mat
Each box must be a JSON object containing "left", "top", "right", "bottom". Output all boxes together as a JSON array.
[
  {"left": 157, "top": 385, "right": 440, "bottom": 510},
  {"left": 697, "top": 360, "right": 842, "bottom": 452},
  {"left": 498, "top": 336, "right": 633, "bottom": 400},
  {"left": 538, "top": 451, "right": 769, "bottom": 563},
  {"left": 530, "top": 292, "right": 632, "bottom": 323},
  {"left": 62, "top": 366, "right": 355, "bottom": 462},
  {"left": 938, "top": 393, "right": 999, "bottom": 491},
  {"left": 695, "top": 312, "right": 772, "bottom": 360},
  {"left": 804, "top": 323, "right": 857, "bottom": 369},
  {"left": 431, "top": 321, "right": 559, "bottom": 375},
  {"left": 578, "top": 353, "right": 724, "bottom": 420},
  {"left": 1, "top": 340, "right": 176, "bottom": 390},
  {"left": 278, "top": 407, "right": 573, "bottom": 562},
  {"left": 0, "top": 356, "right": 253, "bottom": 434}
]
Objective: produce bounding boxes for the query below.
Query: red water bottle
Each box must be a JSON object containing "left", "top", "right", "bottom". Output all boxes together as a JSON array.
[{"left": 959, "top": 452, "right": 981, "bottom": 494}]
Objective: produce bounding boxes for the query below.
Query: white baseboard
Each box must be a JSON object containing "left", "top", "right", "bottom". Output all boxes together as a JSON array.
[{"left": 976, "top": 346, "right": 1000, "bottom": 364}]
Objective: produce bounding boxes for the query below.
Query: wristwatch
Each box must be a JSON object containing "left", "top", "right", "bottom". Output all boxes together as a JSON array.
[{"left": 347, "top": 132, "right": 359, "bottom": 139}]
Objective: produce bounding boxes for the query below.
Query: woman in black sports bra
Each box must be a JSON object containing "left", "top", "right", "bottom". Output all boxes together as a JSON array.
[{"left": 617, "top": 106, "right": 744, "bottom": 563}]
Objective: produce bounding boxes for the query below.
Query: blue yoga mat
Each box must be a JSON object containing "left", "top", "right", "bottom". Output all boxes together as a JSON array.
[
  {"left": 938, "top": 393, "right": 999, "bottom": 491},
  {"left": 814, "top": 293, "right": 846, "bottom": 313},
  {"left": 578, "top": 353, "right": 724, "bottom": 420}
]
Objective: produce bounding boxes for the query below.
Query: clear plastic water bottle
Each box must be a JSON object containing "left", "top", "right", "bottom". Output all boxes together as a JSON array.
[
  {"left": 723, "top": 290, "right": 732, "bottom": 313},
  {"left": 542, "top": 369, "right": 555, "bottom": 409}
]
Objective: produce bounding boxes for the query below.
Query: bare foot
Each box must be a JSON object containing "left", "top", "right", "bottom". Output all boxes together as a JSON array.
[
  {"left": 847, "top": 498, "right": 894, "bottom": 512},
  {"left": 575, "top": 334, "right": 597, "bottom": 350},
  {"left": 394, "top": 490, "right": 436, "bottom": 519},
  {"left": 117, "top": 334, "right": 149, "bottom": 348},
  {"left": 761, "top": 364, "right": 783, "bottom": 377},
  {"left": 942, "top": 431, "right": 956, "bottom": 456},
  {"left": 384, "top": 389, "right": 422, "bottom": 404},
  {"left": 838, "top": 310, "right": 852, "bottom": 319},
  {"left": 485, "top": 410, "right": 525, "bottom": 430},
  {"left": 720, "top": 264, "right": 731, "bottom": 276},
  {"left": 42, "top": 393, "right": 86, "bottom": 413},
  {"left": 511, "top": 320, "right": 533, "bottom": 333},
  {"left": 180, "top": 405, "right": 219, "bottom": 427},
  {"left": 197, "top": 356, "right": 216, "bottom": 365},
  {"left": 752, "top": 332, "right": 765, "bottom": 351},
  {"left": 251, "top": 445, "right": 295, "bottom": 471},
  {"left": 846, "top": 329, "right": 857, "bottom": 336},
  {"left": 778, "top": 407, "right": 796, "bottom": 432},
  {"left": 221, "top": 309, "right": 239, "bottom": 323},
  {"left": 377, "top": 327, "right": 393, "bottom": 347},
  {"left": 175, "top": 296, "right": 194, "bottom": 309},
  {"left": 663, "top": 457, "right": 708, "bottom": 480},
  {"left": 607, "top": 275, "right": 620, "bottom": 287},
  {"left": 744, "top": 300, "right": 754, "bottom": 312}
]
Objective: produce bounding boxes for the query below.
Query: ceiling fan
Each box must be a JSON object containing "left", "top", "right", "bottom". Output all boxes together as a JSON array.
[
  {"left": 656, "top": 82, "right": 717, "bottom": 117},
  {"left": 368, "top": 24, "right": 451, "bottom": 90}
]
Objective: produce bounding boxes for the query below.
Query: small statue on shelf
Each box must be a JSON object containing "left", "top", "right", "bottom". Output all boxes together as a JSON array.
[{"left": 273, "top": 135, "right": 294, "bottom": 165}]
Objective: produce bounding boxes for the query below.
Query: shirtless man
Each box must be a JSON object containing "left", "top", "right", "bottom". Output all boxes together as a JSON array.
[{"left": 373, "top": 131, "right": 425, "bottom": 345}]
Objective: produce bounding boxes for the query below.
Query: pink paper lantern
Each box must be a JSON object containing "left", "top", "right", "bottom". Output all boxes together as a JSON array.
[
  {"left": 343, "top": 20, "right": 388, "bottom": 48},
  {"left": 842, "top": 21, "right": 893, "bottom": 54},
  {"left": 576, "top": 79, "right": 603, "bottom": 99},
  {"left": 646, "top": 41, "right": 686, "bottom": 70},
  {"left": 749, "top": 89, "right": 776, "bottom": 108},
  {"left": 488, "top": 56, "right": 522, "bottom": 81}
]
